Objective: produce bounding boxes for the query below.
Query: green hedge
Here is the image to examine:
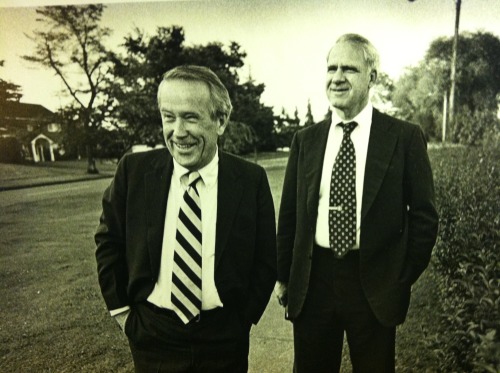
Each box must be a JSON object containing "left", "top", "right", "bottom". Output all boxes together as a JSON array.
[{"left": 428, "top": 142, "right": 500, "bottom": 372}]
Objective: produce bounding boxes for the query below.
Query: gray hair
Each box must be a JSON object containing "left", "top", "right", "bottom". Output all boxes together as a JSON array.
[
  {"left": 157, "top": 65, "right": 233, "bottom": 124},
  {"left": 330, "top": 33, "right": 380, "bottom": 73}
]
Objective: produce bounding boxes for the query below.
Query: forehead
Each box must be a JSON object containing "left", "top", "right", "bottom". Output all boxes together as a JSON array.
[
  {"left": 159, "top": 79, "right": 211, "bottom": 109},
  {"left": 327, "top": 42, "right": 366, "bottom": 67}
]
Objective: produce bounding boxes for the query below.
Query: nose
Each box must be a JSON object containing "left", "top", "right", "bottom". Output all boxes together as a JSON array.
[
  {"left": 171, "top": 119, "right": 188, "bottom": 137},
  {"left": 332, "top": 68, "right": 345, "bottom": 82}
]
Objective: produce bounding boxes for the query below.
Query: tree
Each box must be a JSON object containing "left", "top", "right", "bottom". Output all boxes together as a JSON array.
[
  {"left": 23, "top": 5, "right": 114, "bottom": 173},
  {"left": 427, "top": 31, "right": 500, "bottom": 143},
  {"left": 304, "top": 100, "right": 315, "bottom": 126},
  {"left": 231, "top": 79, "right": 275, "bottom": 150},
  {"left": 219, "top": 121, "right": 257, "bottom": 155},
  {"left": 371, "top": 72, "right": 396, "bottom": 115},
  {"left": 392, "top": 60, "right": 448, "bottom": 140},
  {"left": 273, "top": 107, "right": 300, "bottom": 148},
  {"left": 111, "top": 26, "right": 276, "bottom": 151},
  {"left": 108, "top": 26, "right": 185, "bottom": 150},
  {"left": 0, "top": 60, "right": 24, "bottom": 163},
  {"left": 392, "top": 31, "right": 500, "bottom": 144},
  {"left": 0, "top": 60, "right": 22, "bottom": 102}
]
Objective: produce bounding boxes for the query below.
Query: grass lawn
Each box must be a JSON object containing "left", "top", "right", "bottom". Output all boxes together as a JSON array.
[
  {"left": 0, "top": 160, "right": 117, "bottom": 190},
  {"left": 0, "top": 153, "right": 440, "bottom": 372}
]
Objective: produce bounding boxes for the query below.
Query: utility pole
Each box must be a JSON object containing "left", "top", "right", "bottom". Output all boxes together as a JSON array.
[
  {"left": 442, "top": 91, "right": 448, "bottom": 142},
  {"left": 408, "top": 0, "right": 462, "bottom": 143},
  {"left": 448, "top": 0, "right": 462, "bottom": 141}
]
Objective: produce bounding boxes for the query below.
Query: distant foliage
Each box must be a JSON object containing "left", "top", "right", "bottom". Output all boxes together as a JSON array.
[
  {"left": 0, "top": 137, "right": 23, "bottom": 163},
  {"left": 22, "top": 5, "right": 115, "bottom": 173},
  {"left": 219, "top": 121, "right": 257, "bottom": 155},
  {"left": 273, "top": 108, "right": 301, "bottom": 149},
  {"left": 393, "top": 31, "right": 500, "bottom": 144},
  {"left": 371, "top": 72, "right": 396, "bottom": 115},
  {"left": 0, "top": 60, "right": 22, "bottom": 102},
  {"left": 111, "top": 26, "right": 275, "bottom": 151},
  {"left": 304, "top": 100, "right": 315, "bottom": 127},
  {"left": 429, "top": 143, "right": 500, "bottom": 372}
]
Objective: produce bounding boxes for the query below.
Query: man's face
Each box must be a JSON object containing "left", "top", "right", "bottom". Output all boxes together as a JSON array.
[
  {"left": 326, "top": 42, "right": 376, "bottom": 119},
  {"left": 159, "top": 79, "right": 227, "bottom": 171}
]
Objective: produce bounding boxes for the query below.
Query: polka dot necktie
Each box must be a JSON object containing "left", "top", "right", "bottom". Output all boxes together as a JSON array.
[
  {"left": 329, "top": 121, "right": 357, "bottom": 258},
  {"left": 171, "top": 171, "right": 202, "bottom": 324}
]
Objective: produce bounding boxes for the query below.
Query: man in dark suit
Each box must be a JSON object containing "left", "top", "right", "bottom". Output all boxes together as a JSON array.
[
  {"left": 95, "top": 65, "right": 277, "bottom": 373},
  {"left": 275, "top": 34, "right": 439, "bottom": 372}
]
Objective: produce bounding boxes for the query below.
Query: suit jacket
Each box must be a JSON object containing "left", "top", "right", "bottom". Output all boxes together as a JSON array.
[
  {"left": 95, "top": 149, "right": 277, "bottom": 326},
  {"left": 277, "top": 109, "right": 438, "bottom": 327}
]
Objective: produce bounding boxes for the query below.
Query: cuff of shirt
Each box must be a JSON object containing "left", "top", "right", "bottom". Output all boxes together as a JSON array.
[{"left": 110, "top": 306, "right": 130, "bottom": 317}]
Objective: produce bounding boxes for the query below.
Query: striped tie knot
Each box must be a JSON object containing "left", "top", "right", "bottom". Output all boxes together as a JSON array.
[{"left": 187, "top": 171, "right": 201, "bottom": 188}]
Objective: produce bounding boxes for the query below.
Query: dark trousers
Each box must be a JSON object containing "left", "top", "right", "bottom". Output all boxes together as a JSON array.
[
  {"left": 125, "top": 302, "right": 250, "bottom": 373},
  {"left": 293, "top": 247, "right": 396, "bottom": 373}
]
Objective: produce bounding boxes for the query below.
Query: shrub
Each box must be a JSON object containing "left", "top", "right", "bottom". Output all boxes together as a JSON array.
[
  {"left": 220, "top": 121, "right": 257, "bottom": 155},
  {"left": 0, "top": 136, "right": 23, "bottom": 163},
  {"left": 429, "top": 143, "right": 500, "bottom": 372},
  {"left": 453, "top": 107, "right": 500, "bottom": 146}
]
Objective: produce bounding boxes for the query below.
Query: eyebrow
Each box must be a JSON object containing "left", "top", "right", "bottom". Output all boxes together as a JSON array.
[
  {"left": 327, "top": 63, "right": 360, "bottom": 72},
  {"left": 160, "top": 109, "right": 200, "bottom": 117}
]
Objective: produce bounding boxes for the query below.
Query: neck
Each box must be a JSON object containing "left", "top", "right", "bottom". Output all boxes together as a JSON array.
[{"left": 333, "top": 98, "right": 369, "bottom": 121}]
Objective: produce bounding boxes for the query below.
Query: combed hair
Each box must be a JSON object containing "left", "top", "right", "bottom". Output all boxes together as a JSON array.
[
  {"left": 332, "top": 33, "right": 380, "bottom": 73},
  {"left": 157, "top": 65, "right": 233, "bottom": 124}
]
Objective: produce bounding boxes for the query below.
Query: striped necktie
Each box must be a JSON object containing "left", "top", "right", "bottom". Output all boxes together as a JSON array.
[
  {"left": 171, "top": 171, "right": 202, "bottom": 323},
  {"left": 329, "top": 121, "right": 357, "bottom": 258}
]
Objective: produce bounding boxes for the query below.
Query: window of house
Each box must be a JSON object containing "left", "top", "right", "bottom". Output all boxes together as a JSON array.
[{"left": 47, "top": 123, "right": 61, "bottom": 132}]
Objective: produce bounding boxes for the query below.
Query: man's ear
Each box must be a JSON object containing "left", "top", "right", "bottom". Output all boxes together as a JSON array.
[
  {"left": 369, "top": 69, "right": 378, "bottom": 88},
  {"left": 217, "top": 116, "right": 229, "bottom": 136}
]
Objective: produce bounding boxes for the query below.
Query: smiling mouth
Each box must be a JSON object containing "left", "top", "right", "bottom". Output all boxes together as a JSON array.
[
  {"left": 330, "top": 87, "right": 349, "bottom": 93},
  {"left": 174, "top": 142, "right": 197, "bottom": 150}
]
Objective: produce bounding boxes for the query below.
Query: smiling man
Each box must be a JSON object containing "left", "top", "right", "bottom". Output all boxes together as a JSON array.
[
  {"left": 95, "top": 65, "right": 277, "bottom": 373},
  {"left": 275, "top": 34, "right": 438, "bottom": 372}
]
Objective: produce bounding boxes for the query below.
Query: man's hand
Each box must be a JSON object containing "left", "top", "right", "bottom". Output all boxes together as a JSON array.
[
  {"left": 274, "top": 281, "right": 288, "bottom": 307},
  {"left": 114, "top": 309, "right": 131, "bottom": 332}
]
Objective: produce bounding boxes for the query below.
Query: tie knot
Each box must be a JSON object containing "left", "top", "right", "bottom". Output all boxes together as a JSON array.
[
  {"left": 186, "top": 171, "right": 201, "bottom": 187},
  {"left": 339, "top": 121, "right": 357, "bottom": 135}
]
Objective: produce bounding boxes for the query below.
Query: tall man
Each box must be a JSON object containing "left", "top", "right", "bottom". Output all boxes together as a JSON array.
[
  {"left": 95, "top": 65, "right": 277, "bottom": 373},
  {"left": 275, "top": 34, "right": 439, "bottom": 372}
]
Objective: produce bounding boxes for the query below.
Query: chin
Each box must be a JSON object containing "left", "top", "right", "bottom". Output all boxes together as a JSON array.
[
  {"left": 330, "top": 102, "right": 347, "bottom": 111},
  {"left": 183, "top": 158, "right": 198, "bottom": 167},
  {"left": 328, "top": 96, "right": 345, "bottom": 105}
]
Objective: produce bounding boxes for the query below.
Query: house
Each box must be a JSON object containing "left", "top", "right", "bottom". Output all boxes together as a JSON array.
[{"left": 0, "top": 101, "right": 62, "bottom": 162}]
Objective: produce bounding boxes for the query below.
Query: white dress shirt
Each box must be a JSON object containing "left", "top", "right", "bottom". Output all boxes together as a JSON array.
[
  {"left": 315, "top": 103, "right": 373, "bottom": 249},
  {"left": 147, "top": 152, "right": 223, "bottom": 310}
]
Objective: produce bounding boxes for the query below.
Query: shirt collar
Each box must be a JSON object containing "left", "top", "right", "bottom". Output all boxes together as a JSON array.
[
  {"left": 331, "top": 102, "right": 373, "bottom": 130},
  {"left": 172, "top": 148, "right": 219, "bottom": 188}
]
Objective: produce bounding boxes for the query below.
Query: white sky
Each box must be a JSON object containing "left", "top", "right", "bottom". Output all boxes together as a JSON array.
[{"left": 0, "top": 0, "right": 499, "bottom": 119}]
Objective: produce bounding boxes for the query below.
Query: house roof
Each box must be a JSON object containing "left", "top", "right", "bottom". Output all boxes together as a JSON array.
[{"left": 0, "top": 101, "right": 54, "bottom": 121}]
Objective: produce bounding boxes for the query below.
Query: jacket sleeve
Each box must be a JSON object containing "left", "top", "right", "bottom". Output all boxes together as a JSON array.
[
  {"left": 401, "top": 126, "right": 439, "bottom": 285},
  {"left": 95, "top": 155, "right": 130, "bottom": 311},
  {"left": 244, "top": 167, "right": 277, "bottom": 325},
  {"left": 276, "top": 133, "right": 299, "bottom": 283}
]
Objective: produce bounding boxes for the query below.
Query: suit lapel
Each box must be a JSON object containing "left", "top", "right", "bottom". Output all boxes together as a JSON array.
[
  {"left": 215, "top": 152, "right": 243, "bottom": 269},
  {"left": 145, "top": 150, "right": 173, "bottom": 278},
  {"left": 304, "top": 121, "right": 331, "bottom": 227},
  {"left": 361, "top": 109, "right": 398, "bottom": 221}
]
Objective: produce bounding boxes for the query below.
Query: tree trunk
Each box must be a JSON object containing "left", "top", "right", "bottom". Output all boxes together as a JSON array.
[{"left": 86, "top": 145, "right": 99, "bottom": 174}]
